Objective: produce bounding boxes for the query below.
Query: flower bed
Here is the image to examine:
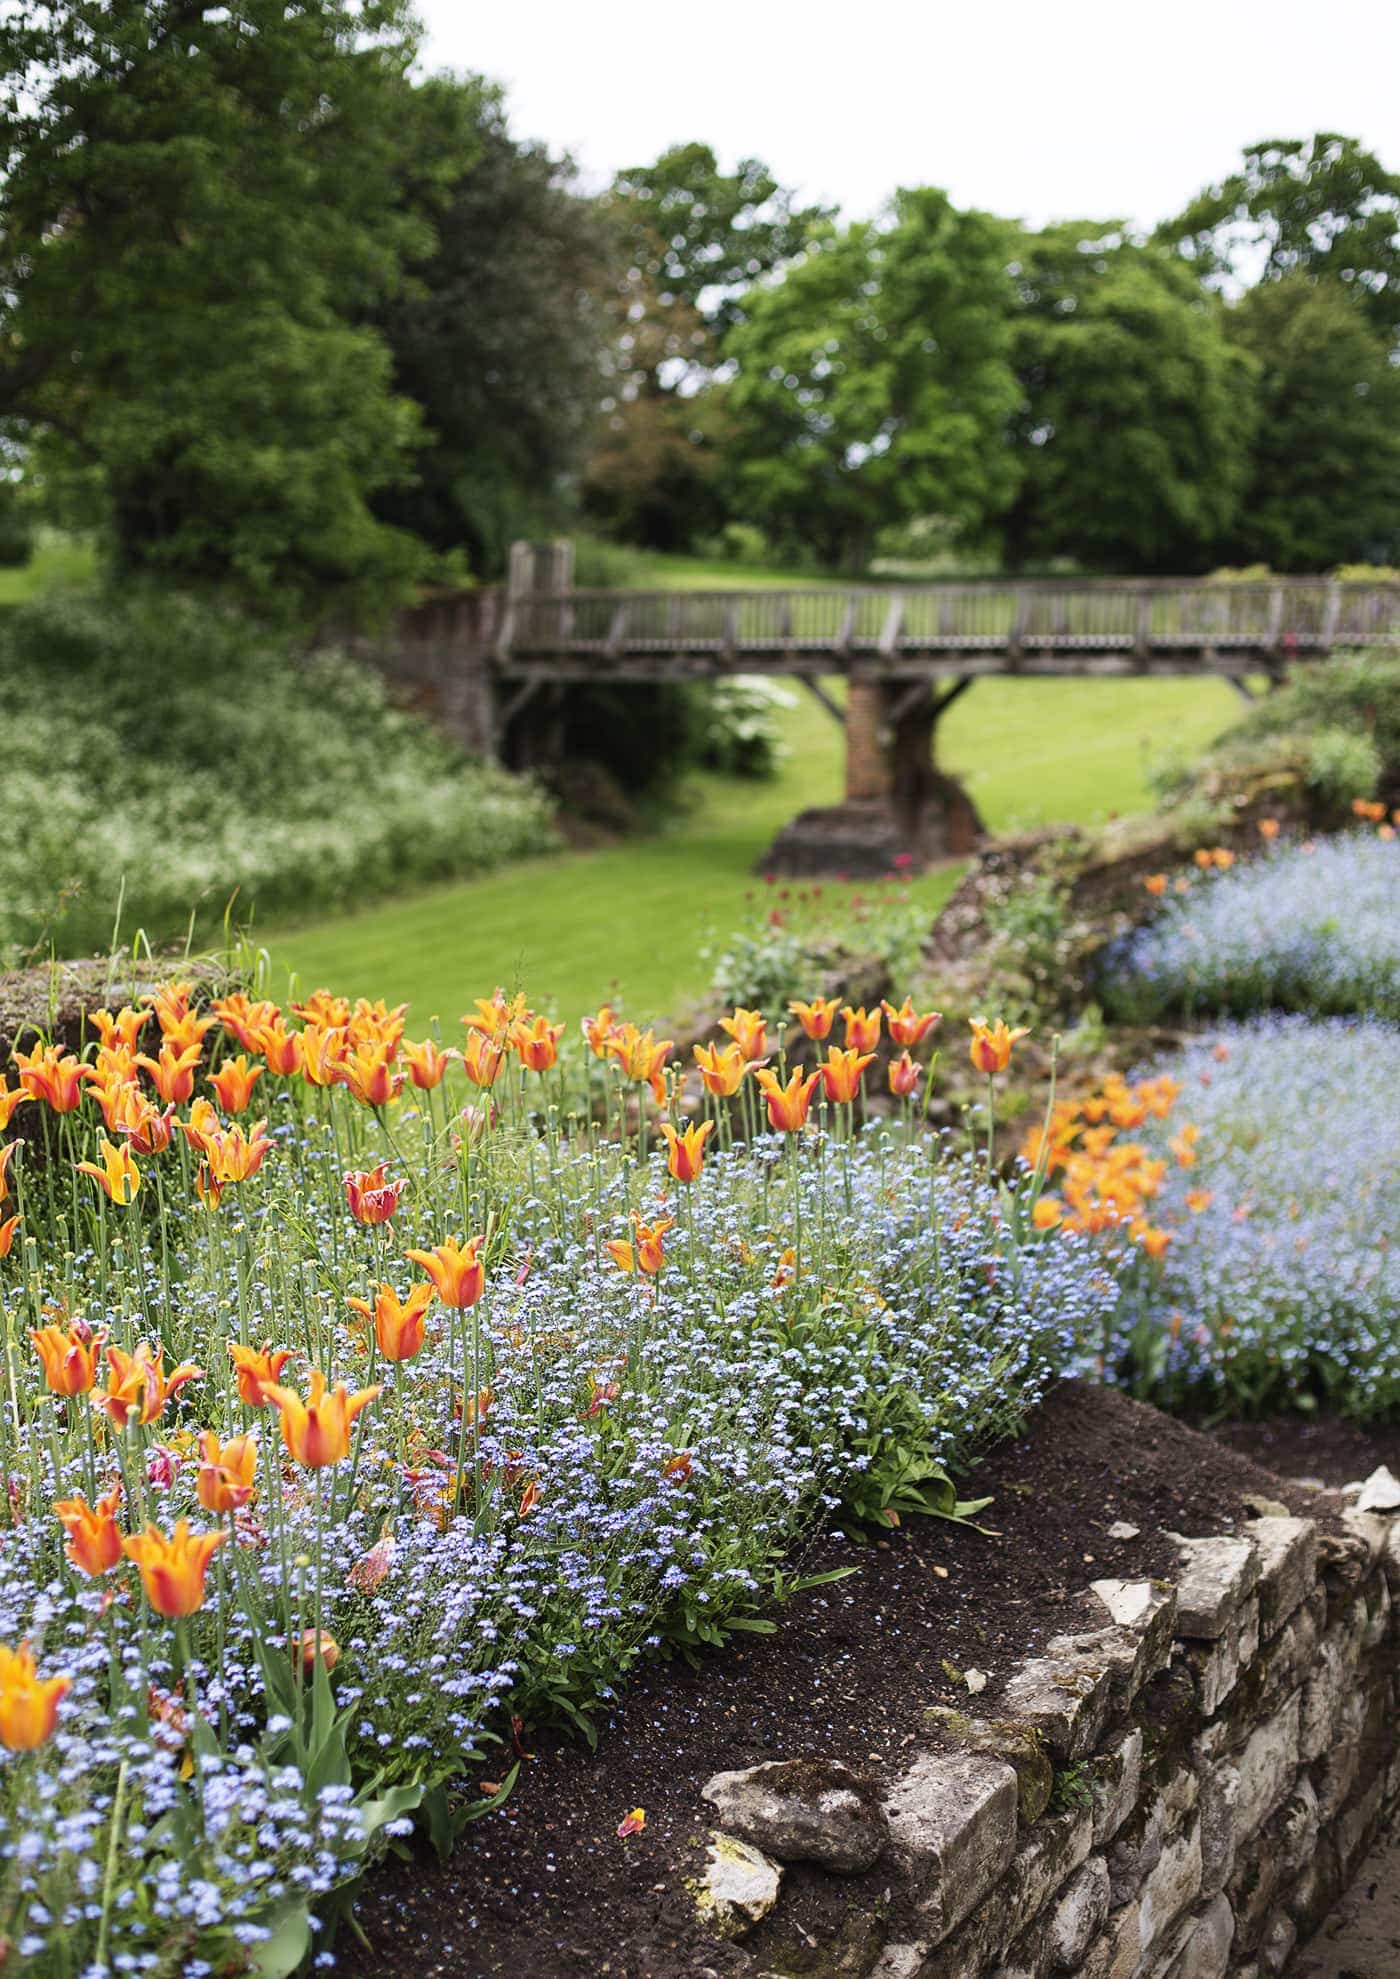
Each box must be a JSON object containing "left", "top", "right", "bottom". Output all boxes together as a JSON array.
[
  {"left": 1101, "top": 831, "right": 1400, "bottom": 1022},
  {"left": 0, "top": 985, "right": 1110, "bottom": 1973}
]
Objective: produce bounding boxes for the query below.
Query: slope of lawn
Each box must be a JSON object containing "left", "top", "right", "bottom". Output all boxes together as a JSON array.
[{"left": 274, "top": 659, "right": 1242, "bottom": 1027}]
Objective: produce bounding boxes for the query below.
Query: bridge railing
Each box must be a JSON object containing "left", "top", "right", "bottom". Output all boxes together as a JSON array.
[{"left": 501, "top": 579, "right": 1400, "bottom": 663}]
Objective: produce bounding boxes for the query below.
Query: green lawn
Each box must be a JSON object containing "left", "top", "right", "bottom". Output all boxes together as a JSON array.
[
  {"left": 0, "top": 531, "right": 97, "bottom": 604},
  {"left": 273, "top": 668, "right": 1242, "bottom": 1028}
]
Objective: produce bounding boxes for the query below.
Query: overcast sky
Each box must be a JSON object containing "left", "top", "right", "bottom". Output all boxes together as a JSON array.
[{"left": 416, "top": 0, "right": 1399, "bottom": 230}]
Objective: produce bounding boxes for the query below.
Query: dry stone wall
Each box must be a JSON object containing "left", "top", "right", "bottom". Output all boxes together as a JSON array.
[{"left": 689, "top": 1476, "right": 1400, "bottom": 1978}]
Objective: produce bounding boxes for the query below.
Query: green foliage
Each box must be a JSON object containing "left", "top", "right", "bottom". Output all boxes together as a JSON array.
[
  {"left": 692, "top": 678, "right": 795, "bottom": 779},
  {"left": 0, "top": 590, "right": 555, "bottom": 960},
  {"left": 1224, "top": 281, "right": 1400, "bottom": 570},
  {"left": 707, "top": 880, "right": 931, "bottom": 1013},
  {"left": 1000, "top": 227, "right": 1256, "bottom": 572},
  {"left": 725, "top": 190, "right": 1021, "bottom": 570},
  {"left": 0, "top": 0, "right": 431, "bottom": 618},
  {"left": 1305, "top": 727, "right": 1383, "bottom": 805},
  {"left": 1160, "top": 133, "right": 1400, "bottom": 342}
]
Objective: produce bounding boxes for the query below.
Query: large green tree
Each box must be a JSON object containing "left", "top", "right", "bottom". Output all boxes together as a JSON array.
[
  {"left": 369, "top": 78, "right": 610, "bottom": 578},
  {"left": 999, "top": 226, "right": 1256, "bottom": 572},
  {"left": 585, "top": 145, "right": 830, "bottom": 547},
  {"left": 0, "top": 0, "right": 435, "bottom": 617},
  {"left": 1160, "top": 134, "right": 1400, "bottom": 345},
  {"left": 723, "top": 188, "right": 1021, "bottom": 571},
  {"left": 1224, "top": 278, "right": 1400, "bottom": 569}
]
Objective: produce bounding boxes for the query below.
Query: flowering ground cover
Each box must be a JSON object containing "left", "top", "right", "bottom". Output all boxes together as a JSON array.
[
  {"left": 1102, "top": 828, "right": 1400, "bottom": 1022},
  {"left": 0, "top": 984, "right": 1110, "bottom": 1974}
]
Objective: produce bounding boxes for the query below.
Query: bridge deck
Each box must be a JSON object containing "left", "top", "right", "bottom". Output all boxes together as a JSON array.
[{"left": 496, "top": 578, "right": 1400, "bottom": 681}]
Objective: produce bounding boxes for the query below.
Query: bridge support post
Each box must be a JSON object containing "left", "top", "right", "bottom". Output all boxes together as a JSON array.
[{"left": 758, "top": 675, "right": 983, "bottom": 877}]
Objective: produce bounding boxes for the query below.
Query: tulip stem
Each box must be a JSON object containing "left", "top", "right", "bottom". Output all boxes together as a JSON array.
[{"left": 95, "top": 1757, "right": 129, "bottom": 1970}]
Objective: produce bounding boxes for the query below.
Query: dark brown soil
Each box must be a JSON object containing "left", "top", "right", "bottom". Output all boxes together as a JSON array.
[
  {"left": 339, "top": 1382, "right": 1344, "bottom": 1979},
  {"left": 1211, "top": 1415, "right": 1400, "bottom": 1490}
]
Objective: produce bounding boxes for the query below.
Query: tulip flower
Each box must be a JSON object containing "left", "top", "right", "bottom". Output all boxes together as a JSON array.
[
  {"left": 96, "top": 1342, "right": 202, "bottom": 1429},
  {"left": 0, "top": 1141, "right": 14, "bottom": 1206},
  {"left": 840, "top": 1005, "right": 882, "bottom": 1051},
  {"left": 787, "top": 997, "right": 838, "bottom": 1042},
  {"left": 718, "top": 1008, "right": 767, "bottom": 1062},
  {"left": 605, "top": 1025, "right": 674, "bottom": 1103},
  {"left": 606, "top": 1214, "right": 674, "bottom": 1276},
  {"left": 211, "top": 993, "right": 280, "bottom": 1049},
  {"left": 0, "top": 1077, "right": 30, "bottom": 1131},
  {"left": 348, "top": 998, "right": 408, "bottom": 1052},
  {"left": 91, "top": 1006, "right": 150, "bottom": 1052},
  {"left": 54, "top": 1484, "right": 124, "bottom": 1576},
  {"left": 76, "top": 1136, "right": 142, "bottom": 1206},
  {"left": 661, "top": 1119, "right": 714, "bottom": 1183},
  {"left": 0, "top": 1642, "right": 70, "bottom": 1750},
  {"left": 463, "top": 991, "right": 527, "bottom": 1039},
  {"left": 290, "top": 1628, "right": 341, "bottom": 1678},
  {"left": 195, "top": 1430, "right": 259, "bottom": 1514},
  {"left": 404, "top": 1235, "right": 486, "bottom": 1308},
  {"left": 338, "top": 1041, "right": 403, "bottom": 1109},
  {"left": 113, "top": 1085, "right": 177, "bottom": 1155},
  {"left": 137, "top": 1040, "right": 203, "bottom": 1106},
  {"left": 344, "top": 1164, "right": 402, "bottom": 1225},
  {"left": 122, "top": 1520, "right": 227, "bottom": 1618},
  {"left": 460, "top": 1028, "right": 507, "bottom": 1089},
  {"left": 249, "top": 1017, "right": 304, "bottom": 1077},
  {"left": 581, "top": 1005, "right": 620, "bottom": 1058},
  {"left": 820, "top": 1046, "right": 876, "bottom": 1104},
  {"left": 293, "top": 989, "right": 351, "bottom": 1029},
  {"left": 207, "top": 1055, "right": 263, "bottom": 1114},
  {"left": 692, "top": 1041, "right": 749, "bottom": 1098},
  {"left": 300, "top": 1024, "right": 349, "bottom": 1088},
  {"left": 261, "top": 1369, "right": 382, "bottom": 1467},
  {"left": 15, "top": 1044, "right": 84, "bottom": 1114},
  {"left": 201, "top": 1118, "right": 272, "bottom": 1187},
  {"left": 881, "top": 999, "right": 941, "bottom": 1048},
  {"left": 511, "top": 1015, "right": 566, "bottom": 1073},
  {"left": 1257, "top": 818, "right": 1280, "bottom": 841},
  {"left": 1211, "top": 848, "right": 1234, "bottom": 870},
  {"left": 755, "top": 1067, "right": 821, "bottom": 1133},
  {"left": 888, "top": 1051, "right": 921, "bottom": 1098},
  {"left": 1143, "top": 874, "right": 1168, "bottom": 897},
  {"left": 403, "top": 1039, "right": 454, "bottom": 1090},
  {"left": 31, "top": 1319, "right": 104, "bottom": 1397},
  {"left": 148, "top": 981, "right": 201, "bottom": 1035},
  {"left": 1031, "top": 1197, "right": 1064, "bottom": 1231},
  {"left": 160, "top": 1008, "right": 217, "bottom": 1054},
  {"left": 0, "top": 1212, "right": 17, "bottom": 1259},
  {"left": 228, "top": 1341, "right": 293, "bottom": 1408},
  {"left": 347, "top": 1281, "right": 434, "bottom": 1363},
  {"left": 968, "top": 1019, "right": 1030, "bottom": 1076}
]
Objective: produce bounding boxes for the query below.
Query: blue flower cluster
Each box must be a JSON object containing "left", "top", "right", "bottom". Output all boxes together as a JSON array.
[
  {"left": 1102, "top": 834, "right": 1400, "bottom": 1022},
  {"left": 1101, "top": 1017, "right": 1400, "bottom": 1417}
]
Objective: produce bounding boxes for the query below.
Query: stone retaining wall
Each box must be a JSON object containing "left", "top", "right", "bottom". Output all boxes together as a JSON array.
[{"left": 689, "top": 1476, "right": 1400, "bottom": 1978}]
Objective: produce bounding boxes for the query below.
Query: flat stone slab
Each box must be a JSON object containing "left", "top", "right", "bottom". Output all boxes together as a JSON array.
[
  {"left": 883, "top": 1749, "right": 1019, "bottom": 1947},
  {"left": 701, "top": 1757, "right": 888, "bottom": 1873},
  {"left": 1170, "top": 1534, "right": 1261, "bottom": 1639}
]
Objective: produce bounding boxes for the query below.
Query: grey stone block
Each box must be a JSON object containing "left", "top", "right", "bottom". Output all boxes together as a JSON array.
[
  {"left": 1044, "top": 1855, "right": 1110, "bottom": 1970},
  {"left": 883, "top": 1749, "right": 1019, "bottom": 1948},
  {"left": 700, "top": 1758, "right": 888, "bottom": 1873},
  {"left": 1171, "top": 1535, "right": 1260, "bottom": 1639},
  {"left": 1248, "top": 1517, "right": 1317, "bottom": 1637}
]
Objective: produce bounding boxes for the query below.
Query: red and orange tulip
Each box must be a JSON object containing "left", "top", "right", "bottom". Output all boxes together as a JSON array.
[
  {"left": 136, "top": 1040, "right": 203, "bottom": 1106},
  {"left": 15, "top": 1044, "right": 84, "bottom": 1114},
  {"left": 968, "top": 1019, "right": 1029, "bottom": 1077},
  {"left": 719, "top": 1007, "right": 767, "bottom": 1062},
  {"left": 195, "top": 1430, "right": 259, "bottom": 1514},
  {"left": 207, "top": 1055, "right": 263, "bottom": 1114},
  {"left": 840, "top": 1005, "right": 882, "bottom": 1052},
  {"left": 403, "top": 1039, "right": 454, "bottom": 1090},
  {"left": 122, "top": 1521, "right": 227, "bottom": 1618},
  {"left": 249, "top": 1018, "right": 304, "bottom": 1078},
  {"left": 661, "top": 1119, "right": 714, "bottom": 1183},
  {"left": 460, "top": 1028, "right": 508, "bottom": 1089},
  {"left": 404, "top": 1235, "right": 486, "bottom": 1309},
  {"left": 30, "top": 1320, "right": 104, "bottom": 1397},
  {"left": 96, "top": 1342, "right": 202, "bottom": 1429},
  {"left": 338, "top": 1042, "right": 403, "bottom": 1109},
  {"left": 605, "top": 1024, "right": 674, "bottom": 1103},
  {"left": 755, "top": 1066, "right": 820, "bottom": 1133},
  {"left": 820, "top": 1046, "right": 875, "bottom": 1105},
  {"left": 76, "top": 1137, "right": 142, "bottom": 1206},
  {"left": 54, "top": 1484, "right": 124, "bottom": 1576},
  {"left": 344, "top": 1164, "right": 402, "bottom": 1225},
  {"left": 787, "top": 997, "right": 838, "bottom": 1041},
  {"left": 91, "top": 1006, "right": 150, "bottom": 1052},
  {"left": 581, "top": 1005, "right": 620, "bottom": 1059},
  {"left": 0, "top": 1642, "right": 70, "bottom": 1750},
  {"left": 888, "top": 1051, "right": 921, "bottom": 1098},
  {"left": 0, "top": 1077, "right": 30, "bottom": 1131},
  {"left": 300, "top": 1024, "right": 349, "bottom": 1089},
  {"left": 511, "top": 1015, "right": 566, "bottom": 1073},
  {"left": 692, "top": 1041, "right": 749, "bottom": 1098},
  {"left": 261, "top": 1369, "right": 382, "bottom": 1467},
  {"left": 347, "top": 1281, "right": 434, "bottom": 1363},
  {"left": 227, "top": 1342, "right": 293, "bottom": 1408},
  {"left": 881, "top": 999, "right": 941, "bottom": 1048},
  {"left": 0, "top": 1141, "right": 15, "bottom": 1205},
  {"left": 606, "top": 1214, "right": 674, "bottom": 1277}
]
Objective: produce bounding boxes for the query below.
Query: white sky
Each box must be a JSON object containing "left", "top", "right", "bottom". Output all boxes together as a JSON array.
[{"left": 416, "top": 0, "right": 1400, "bottom": 230}]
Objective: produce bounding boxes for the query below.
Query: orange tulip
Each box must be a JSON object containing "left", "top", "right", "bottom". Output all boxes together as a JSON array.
[
  {"left": 1211, "top": 848, "right": 1234, "bottom": 870},
  {"left": 91, "top": 1006, "right": 150, "bottom": 1052},
  {"left": 31, "top": 1320, "right": 104, "bottom": 1397},
  {"left": 207, "top": 1055, "right": 263, "bottom": 1114},
  {"left": 1257, "top": 818, "right": 1280, "bottom": 841},
  {"left": 463, "top": 991, "right": 528, "bottom": 1039},
  {"left": 122, "top": 1520, "right": 227, "bottom": 1618},
  {"left": 888, "top": 1051, "right": 921, "bottom": 1097},
  {"left": 840, "top": 1005, "right": 882, "bottom": 1051},
  {"left": 96, "top": 1342, "right": 201, "bottom": 1429},
  {"left": 403, "top": 1039, "right": 454, "bottom": 1090},
  {"left": 1193, "top": 848, "right": 1213, "bottom": 869},
  {"left": 212, "top": 993, "right": 280, "bottom": 1050},
  {"left": 605, "top": 1025, "right": 674, "bottom": 1103},
  {"left": 511, "top": 1015, "right": 566, "bottom": 1073},
  {"left": 606, "top": 1214, "right": 675, "bottom": 1277},
  {"left": 718, "top": 1008, "right": 767, "bottom": 1062},
  {"left": 136, "top": 1040, "right": 203, "bottom": 1106},
  {"left": 1143, "top": 874, "right": 1168, "bottom": 897},
  {"left": 338, "top": 1041, "right": 403, "bottom": 1109},
  {"left": 228, "top": 1342, "right": 293, "bottom": 1408},
  {"left": 293, "top": 989, "right": 351, "bottom": 1030},
  {"left": 968, "top": 1019, "right": 1030, "bottom": 1076},
  {"left": 661, "top": 1119, "right": 714, "bottom": 1183},
  {"left": 0, "top": 1140, "right": 14, "bottom": 1205},
  {"left": 195, "top": 1430, "right": 259, "bottom": 1513},
  {"left": 0, "top": 1213, "right": 18, "bottom": 1258},
  {"left": 76, "top": 1136, "right": 142, "bottom": 1205},
  {"left": 1032, "top": 1197, "right": 1064, "bottom": 1230},
  {"left": 344, "top": 1164, "right": 402, "bottom": 1225},
  {"left": 347, "top": 1281, "right": 434, "bottom": 1363},
  {"left": 290, "top": 1629, "right": 341, "bottom": 1678},
  {"left": 54, "top": 1484, "right": 124, "bottom": 1577},
  {"left": 1136, "top": 1226, "right": 1172, "bottom": 1260},
  {"left": 0, "top": 1077, "right": 30, "bottom": 1131},
  {"left": 109, "top": 1083, "right": 177, "bottom": 1155},
  {"left": 460, "top": 1028, "right": 508, "bottom": 1089},
  {"left": 692, "top": 1041, "right": 749, "bottom": 1098},
  {"left": 300, "top": 1024, "right": 349, "bottom": 1089},
  {"left": 261, "top": 1369, "right": 382, "bottom": 1468},
  {"left": 755, "top": 1066, "right": 821, "bottom": 1133},
  {"left": 201, "top": 1118, "right": 272, "bottom": 1187},
  {"left": 820, "top": 1046, "right": 875, "bottom": 1104},
  {"left": 15, "top": 1044, "right": 84, "bottom": 1114},
  {"left": 249, "top": 1017, "right": 304, "bottom": 1077},
  {"left": 581, "top": 1005, "right": 620, "bottom": 1058},
  {"left": 348, "top": 998, "right": 408, "bottom": 1052},
  {"left": 0, "top": 1642, "right": 70, "bottom": 1750},
  {"left": 148, "top": 981, "right": 204, "bottom": 1037},
  {"left": 404, "top": 1235, "right": 486, "bottom": 1309},
  {"left": 881, "top": 999, "right": 941, "bottom": 1048},
  {"left": 1186, "top": 1188, "right": 1215, "bottom": 1213},
  {"left": 787, "top": 997, "right": 839, "bottom": 1042}
]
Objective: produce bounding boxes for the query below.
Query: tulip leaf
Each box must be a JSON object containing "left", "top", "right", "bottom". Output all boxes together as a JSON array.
[{"left": 249, "top": 1900, "right": 313, "bottom": 1979}]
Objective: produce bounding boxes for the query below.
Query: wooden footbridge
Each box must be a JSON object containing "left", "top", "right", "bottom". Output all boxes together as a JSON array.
[{"left": 373, "top": 557, "right": 1400, "bottom": 874}]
